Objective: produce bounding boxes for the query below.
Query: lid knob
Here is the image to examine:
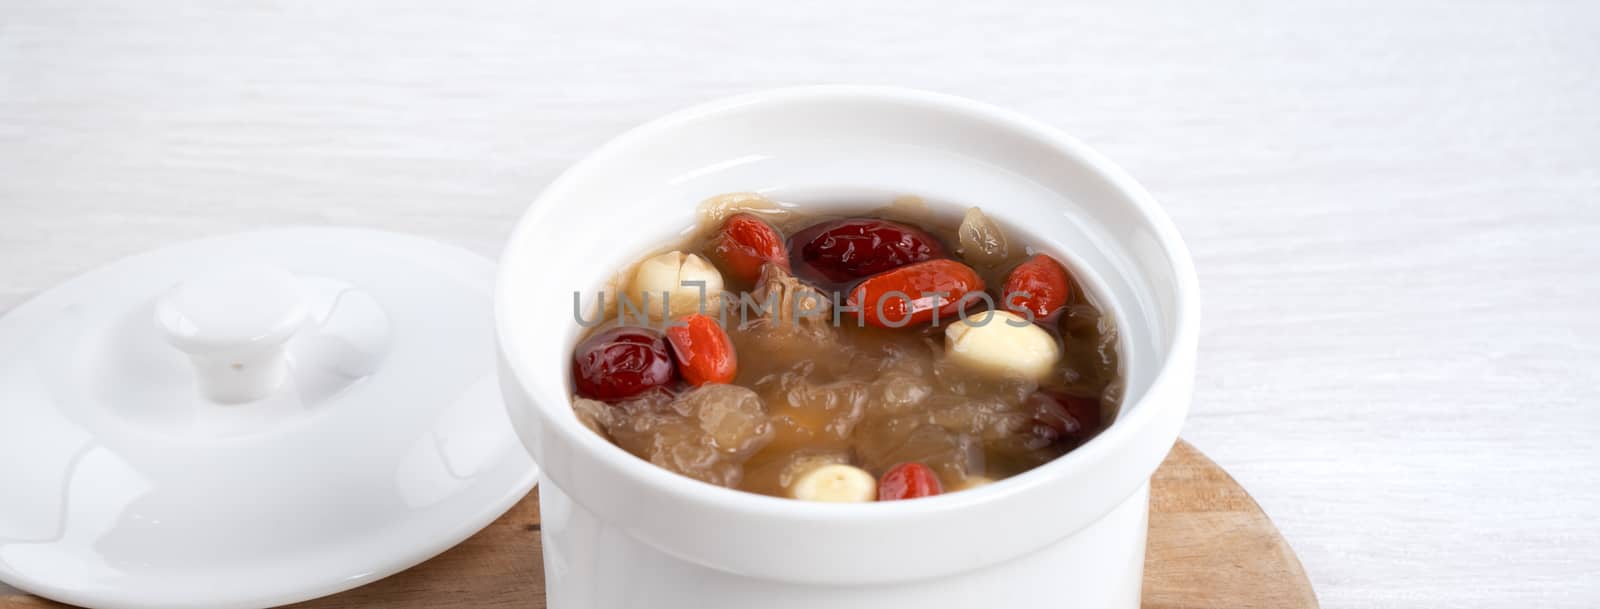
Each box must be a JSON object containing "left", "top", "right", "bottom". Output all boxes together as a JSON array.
[{"left": 156, "top": 264, "right": 309, "bottom": 403}]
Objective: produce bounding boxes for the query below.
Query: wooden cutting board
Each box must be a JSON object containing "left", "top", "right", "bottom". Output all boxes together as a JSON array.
[{"left": 0, "top": 440, "right": 1317, "bottom": 609}]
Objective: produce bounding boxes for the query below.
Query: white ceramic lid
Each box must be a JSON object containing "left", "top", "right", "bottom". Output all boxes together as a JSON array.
[{"left": 0, "top": 228, "right": 538, "bottom": 609}]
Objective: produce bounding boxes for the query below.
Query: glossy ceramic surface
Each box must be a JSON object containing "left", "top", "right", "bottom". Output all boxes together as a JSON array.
[
  {"left": 496, "top": 87, "right": 1199, "bottom": 608},
  {"left": 0, "top": 228, "right": 538, "bottom": 609}
]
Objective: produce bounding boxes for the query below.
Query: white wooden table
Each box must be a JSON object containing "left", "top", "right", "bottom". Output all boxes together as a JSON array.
[{"left": 3, "top": 2, "right": 1596, "bottom": 607}]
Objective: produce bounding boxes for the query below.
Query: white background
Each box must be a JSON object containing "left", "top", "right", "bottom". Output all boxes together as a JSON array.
[{"left": 2, "top": 1, "right": 1597, "bottom": 607}]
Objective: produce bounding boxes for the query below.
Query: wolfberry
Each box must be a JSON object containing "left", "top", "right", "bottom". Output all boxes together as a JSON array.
[
  {"left": 665, "top": 314, "right": 738, "bottom": 386},
  {"left": 709, "top": 213, "right": 788, "bottom": 284},
  {"left": 878, "top": 462, "right": 943, "bottom": 500},
  {"left": 847, "top": 259, "right": 984, "bottom": 328},
  {"left": 1003, "top": 254, "right": 1071, "bottom": 320}
]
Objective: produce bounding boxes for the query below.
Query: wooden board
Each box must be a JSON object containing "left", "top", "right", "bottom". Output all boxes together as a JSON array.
[
  {"left": 0, "top": 440, "right": 1316, "bottom": 609},
  {"left": 1141, "top": 441, "right": 1319, "bottom": 609}
]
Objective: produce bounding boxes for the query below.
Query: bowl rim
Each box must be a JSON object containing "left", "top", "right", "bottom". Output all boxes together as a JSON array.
[{"left": 496, "top": 84, "right": 1200, "bottom": 521}]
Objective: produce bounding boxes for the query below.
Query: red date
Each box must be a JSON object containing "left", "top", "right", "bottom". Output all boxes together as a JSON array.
[
  {"left": 1027, "top": 391, "right": 1103, "bottom": 445},
  {"left": 878, "top": 462, "right": 943, "bottom": 500},
  {"left": 572, "top": 327, "right": 678, "bottom": 401},
  {"left": 789, "top": 218, "right": 946, "bottom": 284}
]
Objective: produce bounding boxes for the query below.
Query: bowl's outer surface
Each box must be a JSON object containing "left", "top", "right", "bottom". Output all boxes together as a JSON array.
[{"left": 495, "top": 86, "right": 1200, "bottom": 588}]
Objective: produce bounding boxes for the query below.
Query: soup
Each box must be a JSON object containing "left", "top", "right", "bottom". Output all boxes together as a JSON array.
[{"left": 566, "top": 194, "right": 1121, "bottom": 502}]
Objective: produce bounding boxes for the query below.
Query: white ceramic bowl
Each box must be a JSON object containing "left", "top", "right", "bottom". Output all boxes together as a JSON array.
[{"left": 496, "top": 86, "right": 1199, "bottom": 609}]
